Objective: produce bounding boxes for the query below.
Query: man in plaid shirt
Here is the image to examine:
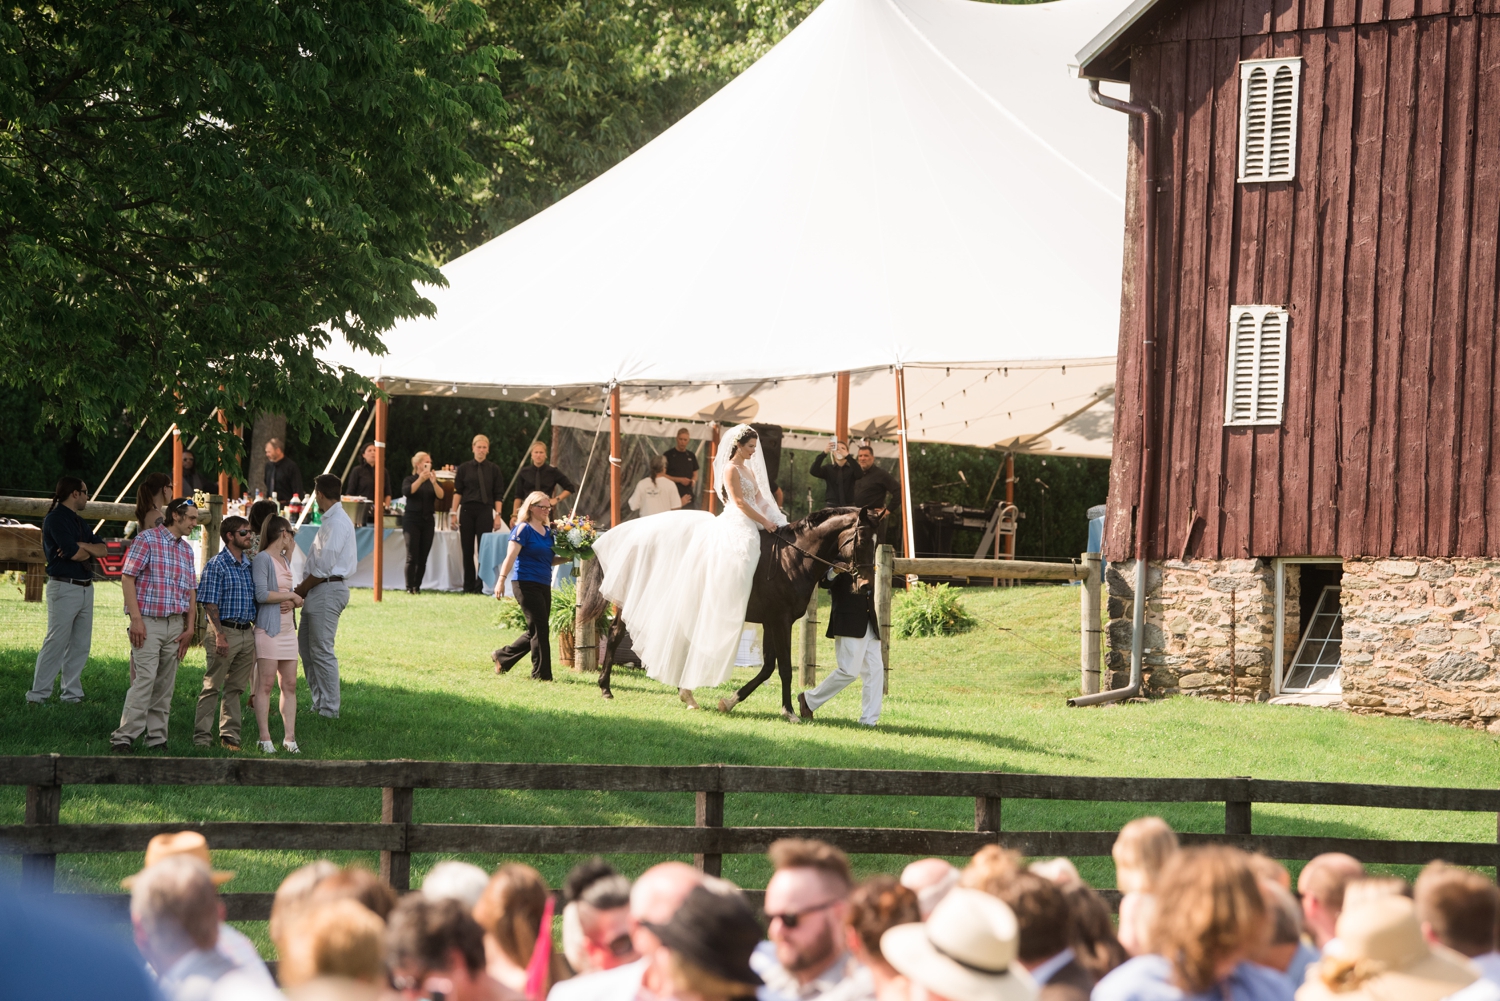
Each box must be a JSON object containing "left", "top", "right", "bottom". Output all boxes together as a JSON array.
[
  {"left": 193, "top": 515, "right": 257, "bottom": 751},
  {"left": 112, "top": 497, "right": 199, "bottom": 752}
]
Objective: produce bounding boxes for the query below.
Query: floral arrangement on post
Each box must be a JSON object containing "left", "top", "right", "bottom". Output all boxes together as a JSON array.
[{"left": 550, "top": 513, "right": 599, "bottom": 564}]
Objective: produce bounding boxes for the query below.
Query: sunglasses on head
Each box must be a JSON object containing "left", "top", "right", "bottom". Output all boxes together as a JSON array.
[{"left": 765, "top": 898, "right": 839, "bottom": 928}]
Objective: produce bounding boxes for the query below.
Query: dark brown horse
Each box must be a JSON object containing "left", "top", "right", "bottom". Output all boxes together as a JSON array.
[{"left": 577, "top": 506, "right": 886, "bottom": 708}]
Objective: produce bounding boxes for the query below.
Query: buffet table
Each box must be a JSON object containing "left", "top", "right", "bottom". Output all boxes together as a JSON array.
[{"left": 290, "top": 526, "right": 466, "bottom": 592}]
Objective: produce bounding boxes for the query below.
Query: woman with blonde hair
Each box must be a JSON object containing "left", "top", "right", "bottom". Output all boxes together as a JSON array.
[
  {"left": 251, "top": 515, "right": 303, "bottom": 753},
  {"left": 1093, "top": 845, "right": 1288, "bottom": 1001},
  {"left": 473, "top": 864, "right": 571, "bottom": 999},
  {"left": 1112, "top": 816, "right": 1180, "bottom": 955},
  {"left": 492, "top": 491, "right": 565, "bottom": 680},
  {"left": 401, "top": 450, "right": 445, "bottom": 594}
]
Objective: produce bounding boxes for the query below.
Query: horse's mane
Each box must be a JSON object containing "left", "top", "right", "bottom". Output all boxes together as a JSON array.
[{"left": 780, "top": 506, "right": 859, "bottom": 538}]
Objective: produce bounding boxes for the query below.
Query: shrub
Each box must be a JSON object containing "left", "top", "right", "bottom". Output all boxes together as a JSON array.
[
  {"left": 892, "top": 583, "right": 976, "bottom": 638},
  {"left": 550, "top": 581, "right": 610, "bottom": 635}
]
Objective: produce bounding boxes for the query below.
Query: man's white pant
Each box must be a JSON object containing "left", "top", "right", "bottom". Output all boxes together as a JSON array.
[{"left": 804, "top": 623, "right": 883, "bottom": 725}]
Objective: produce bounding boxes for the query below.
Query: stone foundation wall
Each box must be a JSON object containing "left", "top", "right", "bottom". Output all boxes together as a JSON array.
[
  {"left": 1105, "top": 555, "right": 1500, "bottom": 727},
  {"left": 1104, "top": 558, "right": 1276, "bottom": 699},
  {"left": 1340, "top": 558, "right": 1500, "bottom": 727}
]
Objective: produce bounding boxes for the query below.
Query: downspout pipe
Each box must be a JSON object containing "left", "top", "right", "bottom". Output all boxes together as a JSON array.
[{"left": 1070, "top": 80, "right": 1157, "bottom": 708}]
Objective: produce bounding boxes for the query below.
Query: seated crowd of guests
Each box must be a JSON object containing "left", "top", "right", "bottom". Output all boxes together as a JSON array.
[{"left": 42, "top": 816, "right": 1500, "bottom": 1001}]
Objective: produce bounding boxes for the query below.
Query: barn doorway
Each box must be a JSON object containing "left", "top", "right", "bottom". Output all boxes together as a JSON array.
[{"left": 1273, "top": 558, "right": 1345, "bottom": 696}]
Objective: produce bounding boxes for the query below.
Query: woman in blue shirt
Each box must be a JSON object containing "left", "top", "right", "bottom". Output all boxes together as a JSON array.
[{"left": 492, "top": 491, "right": 565, "bottom": 680}]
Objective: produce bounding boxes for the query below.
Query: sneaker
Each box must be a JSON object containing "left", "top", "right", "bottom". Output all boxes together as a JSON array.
[
  {"left": 257, "top": 740, "right": 276, "bottom": 753},
  {"left": 282, "top": 740, "right": 301, "bottom": 754},
  {"left": 781, "top": 709, "right": 802, "bottom": 725},
  {"left": 718, "top": 694, "right": 740, "bottom": 714},
  {"left": 797, "top": 692, "right": 814, "bottom": 720}
]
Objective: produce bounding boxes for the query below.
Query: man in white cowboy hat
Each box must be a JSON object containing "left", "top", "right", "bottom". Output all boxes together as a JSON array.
[
  {"left": 1295, "top": 894, "right": 1483, "bottom": 1001},
  {"left": 881, "top": 887, "right": 1037, "bottom": 1001},
  {"left": 123, "top": 831, "right": 272, "bottom": 987}
]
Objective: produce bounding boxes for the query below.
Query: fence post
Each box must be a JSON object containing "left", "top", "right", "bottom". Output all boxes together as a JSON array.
[
  {"left": 975, "top": 796, "right": 1001, "bottom": 838},
  {"left": 695, "top": 791, "right": 725, "bottom": 877},
  {"left": 1080, "top": 552, "right": 1102, "bottom": 695},
  {"left": 875, "top": 544, "right": 894, "bottom": 695},
  {"left": 801, "top": 589, "right": 819, "bottom": 687},
  {"left": 23, "top": 773, "right": 62, "bottom": 892},
  {"left": 1225, "top": 777, "right": 1252, "bottom": 839},
  {"left": 381, "top": 786, "right": 414, "bottom": 892}
]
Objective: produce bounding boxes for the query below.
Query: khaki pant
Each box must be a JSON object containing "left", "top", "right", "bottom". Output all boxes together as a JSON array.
[
  {"left": 112, "top": 614, "right": 184, "bottom": 747},
  {"left": 194, "top": 625, "right": 257, "bottom": 745},
  {"left": 28, "top": 580, "right": 94, "bottom": 703}
]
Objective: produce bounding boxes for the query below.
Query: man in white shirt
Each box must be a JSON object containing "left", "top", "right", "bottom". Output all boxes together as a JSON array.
[
  {"left": 296, "top": 475, "right": 357, "bottom": 718},
  {"left": 549, "top": 861, "right": 703, "bottom": 1001}
]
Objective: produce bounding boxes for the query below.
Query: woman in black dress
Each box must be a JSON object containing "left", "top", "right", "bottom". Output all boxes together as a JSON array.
[{"left": 401, "top": 451, "right": 445, "bottom": 594}]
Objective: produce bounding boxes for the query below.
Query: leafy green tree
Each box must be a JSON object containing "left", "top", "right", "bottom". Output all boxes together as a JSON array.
[
  {"left": 0, "top": 0, "right": 504, "bottom": 473},
  {"left": 435, "top": 0, "right": 818, "bottom": 257}
]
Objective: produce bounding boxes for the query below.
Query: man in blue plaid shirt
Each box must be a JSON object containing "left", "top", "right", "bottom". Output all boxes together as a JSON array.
[{"left": 195, "top": 516, "right": 258, "bottom": 750}]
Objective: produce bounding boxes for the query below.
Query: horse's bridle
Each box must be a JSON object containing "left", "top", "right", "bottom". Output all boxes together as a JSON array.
[{"left": 767, "top": 533, "right": 874, "bottom": 578}]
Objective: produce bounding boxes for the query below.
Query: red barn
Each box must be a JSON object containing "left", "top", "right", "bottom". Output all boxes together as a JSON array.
[{"left": 1078, "top": 0, "right": 1500, "bottom": 723}]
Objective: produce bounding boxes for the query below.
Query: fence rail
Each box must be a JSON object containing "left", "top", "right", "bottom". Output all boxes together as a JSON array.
[{"left": 5, "top": 756, "right": 1497, "bottom": 920}]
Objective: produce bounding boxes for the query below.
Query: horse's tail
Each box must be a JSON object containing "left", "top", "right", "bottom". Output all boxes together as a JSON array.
[{"left": 577, "top": 556, "right": 611, "bottom": 624}]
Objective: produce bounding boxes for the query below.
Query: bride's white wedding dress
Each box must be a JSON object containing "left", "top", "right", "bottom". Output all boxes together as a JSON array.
[{"left": 593, "top": 424, "right": 788, "bottom": 690}]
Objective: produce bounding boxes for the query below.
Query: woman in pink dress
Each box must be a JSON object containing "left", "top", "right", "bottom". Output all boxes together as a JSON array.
[{"left": 251, "top": 516, "right": 303, "bottom": 753}]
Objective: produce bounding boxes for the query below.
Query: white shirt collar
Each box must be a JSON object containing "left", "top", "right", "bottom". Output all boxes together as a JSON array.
[{"left": 1027, "top": 947, "right": 1076, "bottom": 986}]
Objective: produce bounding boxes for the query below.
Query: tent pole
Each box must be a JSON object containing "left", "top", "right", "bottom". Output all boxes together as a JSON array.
[
  {"left": 609, "top": 385, "right": 622, "bottom": 527},
  {"left": 99, "top": 423, "right": 177, "bottom": 533},
  {"left": 217, "top": 411, "right": 231, "bottom": 499},
  {"left": 707, "top": 423, "right": 721, "bottom": 514},
  {"left": 373, "top": 385, "right": 387, "bottom": 603},
  {"left": 339, "top": 408, "right": 378, "bottom": 487},
  {"left": 172, "top": 421, "right": 184, "bottom": 499},
  {"left": 835, "top": 372, "right": 850, "bottom": 444},
  {"left": 894, "top": 366, "right": 916, "bottom": 573}
]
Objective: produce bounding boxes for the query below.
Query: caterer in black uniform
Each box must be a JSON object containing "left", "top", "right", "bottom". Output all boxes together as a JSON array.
[
  {"left": 401, "top": 451, "right": 445, "bottom": 594},
  {"left": 344, "top": 443, "right": 392, "bottom": 526},
  {"left": 513, "top": 441, "right": 575, "bottom": 520},
  {"left": 450, "top": 435, "right": 506, "bottom": 594}
]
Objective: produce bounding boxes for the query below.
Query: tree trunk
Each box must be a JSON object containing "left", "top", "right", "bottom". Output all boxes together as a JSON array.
[{"left": 248, "top": 413, "right": 286, "bottom": 499}]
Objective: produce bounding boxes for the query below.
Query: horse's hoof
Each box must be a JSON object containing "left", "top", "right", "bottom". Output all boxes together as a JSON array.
[
  {"left": 781, "top": 709, "right": 802, "bottom": 725},
  {"left": 679, "top": 689, "right": 701, "bottom": 710},
  {"left": 601, "top": 690, "right": 614, "bottom": 700},
  {"left": 718, "top": 694, "right": 740, "bottom": 714}
]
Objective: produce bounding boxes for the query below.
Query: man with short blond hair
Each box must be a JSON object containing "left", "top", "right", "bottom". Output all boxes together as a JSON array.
[
  {"left": 758, "top": 839, "right": 856, "bottom": 1001},
  {"left": 131, "top": 855, "right": 232, "bottom": 998},
  {"left": 452, "top": 434, "right": 506, "bottom": 593},
  {"left": 1297, "top": 852, "right": 1366, "bottom": 950}
]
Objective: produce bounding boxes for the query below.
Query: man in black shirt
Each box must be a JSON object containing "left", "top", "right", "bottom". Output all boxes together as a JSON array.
[
  {"left": 343, "top": 443, "right": 392, "bottom": 525},
  {"left": 810, "top": 440, "right": 858, "bottom": 507},
  {"left": 513, "top": 441, "right": 576, "bottom": 520},
  {"left": 663, "top": 428, "right": 700, "bottom": 508},
  {"left": 28, "top": 477, "right": 107, "bottom": 704},
  {"left": 451, "top": 434, "right": 506, "bottom": 594},
  {"left": 851, "top": 444, "right": 901, "bottom": 542},
  {"left": 262, "top": 437, "right": 304, "bottom": 504}
]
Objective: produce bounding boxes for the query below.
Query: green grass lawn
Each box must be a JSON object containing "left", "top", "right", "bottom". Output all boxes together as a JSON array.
[{"left": 3, "top": 579, "right": 1498, "bottom": 943}]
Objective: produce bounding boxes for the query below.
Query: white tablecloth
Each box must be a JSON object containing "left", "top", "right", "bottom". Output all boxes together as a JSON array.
[{"left": 290, "top": 528, "right": 466, "bottom": 592}]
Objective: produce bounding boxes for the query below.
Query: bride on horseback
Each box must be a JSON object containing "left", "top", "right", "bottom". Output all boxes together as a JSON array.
[{"left": 592, "top": 424, "right": 787, "bottom": 708}]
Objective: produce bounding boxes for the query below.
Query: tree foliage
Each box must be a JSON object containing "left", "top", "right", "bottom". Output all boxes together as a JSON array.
[
  {"left": 0, "top": 0, "right": 503, "bottom": 472},
  {"left": 434, "top": 0, "right": 818, "bottom": 258}
]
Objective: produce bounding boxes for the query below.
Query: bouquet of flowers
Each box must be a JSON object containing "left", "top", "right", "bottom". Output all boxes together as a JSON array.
[{"left": 551, "top": 513, "right": 599, "bottom": 562}]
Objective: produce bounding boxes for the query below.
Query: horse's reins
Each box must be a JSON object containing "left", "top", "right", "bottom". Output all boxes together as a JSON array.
[{"left": 766, "top": 533, "right": 872, "bottom": 577}]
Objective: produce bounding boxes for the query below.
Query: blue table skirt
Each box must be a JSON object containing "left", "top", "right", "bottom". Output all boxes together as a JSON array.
[{"left": 294, "top": 525, "right": 389, "bottom": 563}]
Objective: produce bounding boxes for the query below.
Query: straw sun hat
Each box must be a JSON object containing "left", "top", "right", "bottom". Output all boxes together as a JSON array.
[
  {"left": 881, "top": 888, "right": 1037, "bottom": 1001},
  {"left": 120, "top": 831, "right": 236, "bottom": 888},
  {"left": 1296, "top": 895, "right": 1478, "bottom": 1001}
]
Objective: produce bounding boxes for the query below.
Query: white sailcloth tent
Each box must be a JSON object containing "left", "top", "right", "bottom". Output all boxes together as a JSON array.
[{"left": 320, "top": 0, "right": 1131, "bottom": 459}]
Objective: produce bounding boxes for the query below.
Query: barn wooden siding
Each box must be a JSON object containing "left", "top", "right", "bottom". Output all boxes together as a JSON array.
[{"left": 1102, "top": 0, "right": 1500, "bottom": 563}]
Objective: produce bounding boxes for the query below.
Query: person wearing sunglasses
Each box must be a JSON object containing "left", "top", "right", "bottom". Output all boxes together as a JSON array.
[
  {"left": 192, "top": 515, "right": 260, "bottom": 751},
  {"left": 756, "top": 839, "right": 857, "bottom": 1001},
  {"left": 386, "top": 895, "right": 514, "bottom": 1001},
  {"left": 492, "top": 491, "right": 567, "bottom": 680}
]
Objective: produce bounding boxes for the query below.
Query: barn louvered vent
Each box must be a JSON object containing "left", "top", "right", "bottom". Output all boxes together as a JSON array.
[
  {"left": 1238, "top": 58, "right": 1302, "bottom": 182},
  {"left": 1224, "top": 305, "right": 1289, "bottom": 426}
]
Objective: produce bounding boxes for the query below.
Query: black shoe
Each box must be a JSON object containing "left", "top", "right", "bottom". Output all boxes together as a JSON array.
[
  {"left": 110, "top": 742, "right": 134, "bottom": 754},
  {"left": 798, "top": 692, "right": 815, "bottom": 721}
]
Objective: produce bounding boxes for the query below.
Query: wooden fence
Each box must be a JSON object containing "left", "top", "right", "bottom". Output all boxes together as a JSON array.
[{"left": 4, "top": 756, "right": 1499, "bottom": 920}]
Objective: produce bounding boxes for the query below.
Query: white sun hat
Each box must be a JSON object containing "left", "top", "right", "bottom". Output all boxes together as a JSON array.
[{"left": 881, "top": 888, "right": 1037, "bottom": 1001}]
